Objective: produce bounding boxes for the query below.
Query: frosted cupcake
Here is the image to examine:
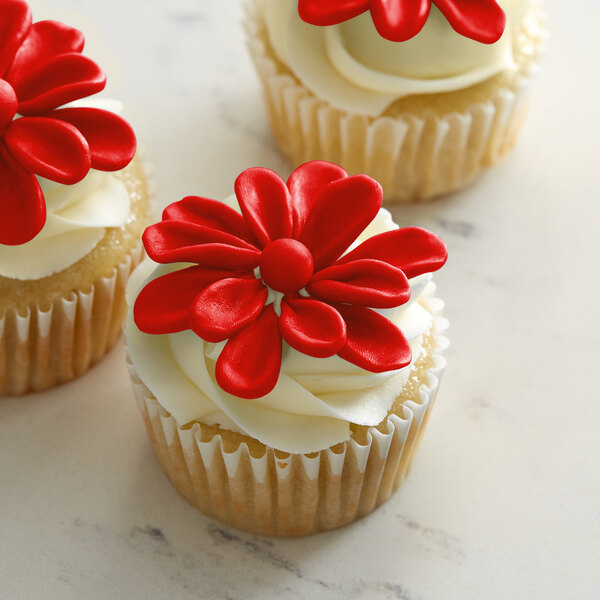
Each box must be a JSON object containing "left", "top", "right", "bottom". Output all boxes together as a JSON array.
[
  {"left": 126, "top": 161, "right": 449, "bottom": 536},
  {"left": 0, "top": 0, "right": 149, "bottom": 395},
  {"left": 245, "top": 0, "right": 544, "bottom": 202}
]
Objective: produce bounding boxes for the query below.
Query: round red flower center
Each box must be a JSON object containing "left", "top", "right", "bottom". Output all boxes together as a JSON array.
[
  {"left": 0, "top": 79, "right": 18, "bottom": 129},
  {"left": 259, "top": 238, "right": 314, "bottom": 293}
]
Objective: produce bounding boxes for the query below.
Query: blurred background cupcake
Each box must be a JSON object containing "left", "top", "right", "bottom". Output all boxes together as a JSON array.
[
  {"left": 245, "top": 0, "right": 544, "bottom": 202},
  {"left": 0, "top": 0, "right": 150, "bottom": 395},
  {"left": 126, "top": 161, "right": 449, "bottom": 536}
]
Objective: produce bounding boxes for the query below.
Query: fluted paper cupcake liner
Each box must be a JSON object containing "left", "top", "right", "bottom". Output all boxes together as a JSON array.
[
  {"left": 128, "top": 314, "right": 449, "bottom": 537},
  {"left": 244, "top": 0, "right": 544, "bottom": 202},
  {"left": 0, "top": 243, "right": 144, "bottom": 396}
]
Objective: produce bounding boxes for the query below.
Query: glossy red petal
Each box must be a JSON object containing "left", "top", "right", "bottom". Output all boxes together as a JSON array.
[
  {"left": 133, "top": 266, "right": 246, "bottom": 335},
  {"left": 297, "top": 174, "right": 382, "bottom": 271},
  {"left": 434, "top": 0, "right": 506, "bottom": 44},
  {"left": 298, "top": 0, "right": 370, "bottom": 26},
  {"left": 162, "top": 196, "right": 254, "bottom": 244},
  {"left": 155, "top": 243, "right": 260, "bottom": 271},
  {"left": 4, "top": 116, "right": 90, "bottom": 184},
  {"left": 336, "top": 227, "right": 448, "bottom": 279},
  {"left": 50, "top": 107, "right": 136, "bottom": 171},
  {"left": 370, "top": 0, "right": 430, "bottom": 42},
  {"left": 287, "top": 161, "right": 348, "bottom": 236},
  {"left": 142, "top": 221, "right": 261, "bottom": 269},
  {"left": 234, "top": 167, "right": 293, "bottom": 248},
  {"left": 14, "top": 53, "right": 106, "bottom": 115},
  {"left": 0, "top": 79, "right": 18, "bottom": 128},
  {"left": 215, "top": 305, "right": 282, "bottom": 399},
  {"left": 336, "top": 304, "right": 412, "bottom": 372},
  {"left": 280, "top": 296, "right": 346, "bottom": 358},
  {"left": 189, "top": 277, "right": 268, "bottom": 343},
  {"left": 6, "top": 19, "right": 85, "bottom": 81},
  {"left": 0, "top": 144, "right": 45, "bottom": 245},
  {"left": 308, "top": 259, "right": 410, "bottom": 308},
  {"left": 0, "top": 0, "right": 31, "bottom": 77}
]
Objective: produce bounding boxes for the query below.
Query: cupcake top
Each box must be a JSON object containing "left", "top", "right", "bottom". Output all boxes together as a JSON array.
[
  {"left": 0, "top": 0, "right": 136, "bottom": 255},
  {"left": 127, "top": 161, "right": 447, "bottom": 453},
  {"left": 265, "top": 0, "right": 530, "bottom": 115}
]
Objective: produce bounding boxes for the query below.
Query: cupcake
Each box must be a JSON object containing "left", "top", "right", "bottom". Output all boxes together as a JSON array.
[
  {"left": 245, "top": 0, "right": 544, "bottom": 202},
  {"left": 126, "top": 160, "right": 449, "bottom": 536},
  {"left": 0, "top": 0, "right": 150, "bottom": 395}
]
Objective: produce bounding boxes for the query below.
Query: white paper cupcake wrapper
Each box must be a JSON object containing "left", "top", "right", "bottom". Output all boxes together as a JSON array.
[
  {"left": 244, "top": 0, "right": 543, "bottom": 202},
  {"left": 128, "top": 310, "right": 449, "bottom": 537},
  {"left": 0, "top": 243, "right": 144, "bottom": 396}
]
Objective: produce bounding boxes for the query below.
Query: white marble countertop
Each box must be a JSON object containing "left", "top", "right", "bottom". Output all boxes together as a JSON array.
[{"left": 1, "top": 0, "right": 598, "bottom": 598}]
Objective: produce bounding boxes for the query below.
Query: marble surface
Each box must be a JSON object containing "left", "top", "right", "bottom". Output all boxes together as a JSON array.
[{"left": 1, "top": 0, "right": 599, "bottom": 598}]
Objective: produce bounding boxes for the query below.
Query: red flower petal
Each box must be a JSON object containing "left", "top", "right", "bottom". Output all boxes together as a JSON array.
[
  {"left": 434, "top": 0, "right": 506, "bottom": 44},
  {"left": 297, "top": 174, "right": 382, "bottom": 271},
  {"left": 162, "top": 196, "right": 254, "bottom": 244},
  {"left": 0, "top": 144, "right": 45, "bottom": 245},
  {"left": 189, "top": 277, "right": 268, "bottom": 343},
  {"left": 298, "top": 0, "right": 369, "bottom": 26},
  {"left": 0, "top": 0, "right": 31, "bottom": 77},
  {"left": 370, "top": 0, "right": 430, "bottom": 42},
  {"left": 234, "top": 167, "right": 293, "bottom": 248},
  {"left": 215, "top": 305, "right": 282, "bottom": 399},
  {"left": 279, "top": 296, "right": 346, "bottom": 358},
  {"left": 287, "top": 161, "right": 348, "bottom": 236},
  {"left": 49, "top": 107, "right": 136, "bottom": 171},
  {"left": 14, "top": 53, "right": 106, "bottom": 115},
  {"left": 4, "top": 116, "right": 90, "bottom": 184},
  {"left": 134, "top": 266, "right": 248, "bottom": 335},
  {"left": 336, "top": 227, "right": 448, "bottom": 279},
  {"left": 0, "top": 79, "right": 18, "bottom": 128},
  {"left": 142, "top": 221, "right": 261, "bottom": 269},
  {"left": 6, "top": 19, "right": 84, "bottom": 81},
  {"left": 336, "top": 304, "right": 412, "bottom": 372},
  {"left": 308, "top": 259, "right": 410, "bottom": 308}
]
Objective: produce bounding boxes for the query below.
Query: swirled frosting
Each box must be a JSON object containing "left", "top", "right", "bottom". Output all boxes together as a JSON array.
[
  {"left": 126, "top": 201, "right": 438, "bottom": 454},
  {"left": 0, "top": 99, "right": 131, "bottom": 280},
  {"left": 265, "top": 0, "right": 529, "bottom": 116}
]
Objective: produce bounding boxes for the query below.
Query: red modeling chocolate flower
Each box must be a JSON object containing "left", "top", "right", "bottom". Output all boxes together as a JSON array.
[
  {"left": 0, "top": 0, "right": 136, "bottom": 246},
  {"left": 298, "top": 0, "right": 506, "bottom": 44},
  {"left": 134, "top": 161, "right": 448, "bottom": 400}
]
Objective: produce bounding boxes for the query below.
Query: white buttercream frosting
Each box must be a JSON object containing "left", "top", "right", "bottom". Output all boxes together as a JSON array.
[
  {"left": 265, "top": 0, "right": 529, "bottom": 116},
  {"left": 0, "top": 99, "right": 132, "bottom": 280},
  {"left": 126, "top": 199, "right": 440, "bottom": 454}
]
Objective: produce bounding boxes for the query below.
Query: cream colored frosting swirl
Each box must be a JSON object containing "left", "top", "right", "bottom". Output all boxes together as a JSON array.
[
  {"left": 0, "top": 99, "right": 131, "bottom": 281},
  {"left": 126, "top": 202, "right": 439, "bottom": 454},
  {"left": 265, "top": 0, "right": 529, "bottom": 116}
]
